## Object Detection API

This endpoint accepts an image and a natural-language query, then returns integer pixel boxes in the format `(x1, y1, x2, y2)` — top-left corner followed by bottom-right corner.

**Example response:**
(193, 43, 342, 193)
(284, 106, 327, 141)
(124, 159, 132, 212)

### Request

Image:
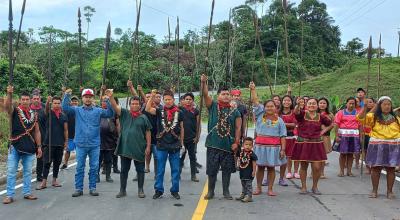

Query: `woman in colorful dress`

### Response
(357, 96, 400, 199)
(292, 98, 331, 195)
(317, 98, 334, 179)
(362, 97, 375, 175)
(250, 82, 287, 196)
(334, 97, 360, 177)
(280, 95, 299, 179)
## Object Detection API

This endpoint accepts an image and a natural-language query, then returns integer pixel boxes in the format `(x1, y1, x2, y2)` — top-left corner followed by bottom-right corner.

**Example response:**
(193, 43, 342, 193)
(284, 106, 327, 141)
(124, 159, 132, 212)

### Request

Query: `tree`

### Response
(84, 6, 96, 42)
(345, 38, 364, 57)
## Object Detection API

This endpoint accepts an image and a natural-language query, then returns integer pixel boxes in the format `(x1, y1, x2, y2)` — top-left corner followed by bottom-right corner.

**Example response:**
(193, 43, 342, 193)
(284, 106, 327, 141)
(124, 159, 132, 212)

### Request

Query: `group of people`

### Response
(2, 74, 400, 204)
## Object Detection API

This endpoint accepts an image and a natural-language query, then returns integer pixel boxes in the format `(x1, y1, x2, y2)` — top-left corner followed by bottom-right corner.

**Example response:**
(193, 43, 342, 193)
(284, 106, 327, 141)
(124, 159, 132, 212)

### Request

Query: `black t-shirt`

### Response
(156, 106, 183, 151)
(11, 107, 37, 154)
(44, 111, 68, 147)
(143, 110, 158, 145)
(236, 149, 257, 180)
(237, 103, 248, 119)
(66, 110, 75, 139)
(32, 104, 46, 143)
(180, 107, 199, 143)
(100, 117, 118, 150)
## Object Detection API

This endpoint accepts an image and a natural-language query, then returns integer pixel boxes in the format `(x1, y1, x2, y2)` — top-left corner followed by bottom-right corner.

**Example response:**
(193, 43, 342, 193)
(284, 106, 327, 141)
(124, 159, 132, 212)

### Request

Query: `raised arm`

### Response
(200, 74, 213, 108)
(137, 85, 147, 103)
(62, 89, 74, 114)
(5, 85, 14, 114)
(45, 96, 52, 115)
(249, 82, 259, 106)
(106, 89, 122, 116)
(100, 95, 114, 118)
(145, 91, 157, 115)
(127, 80, 138, 97)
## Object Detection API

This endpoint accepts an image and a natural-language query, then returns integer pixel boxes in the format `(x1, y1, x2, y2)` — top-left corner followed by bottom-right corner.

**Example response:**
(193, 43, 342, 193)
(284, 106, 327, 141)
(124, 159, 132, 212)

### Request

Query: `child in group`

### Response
(236, 137, 257, 203)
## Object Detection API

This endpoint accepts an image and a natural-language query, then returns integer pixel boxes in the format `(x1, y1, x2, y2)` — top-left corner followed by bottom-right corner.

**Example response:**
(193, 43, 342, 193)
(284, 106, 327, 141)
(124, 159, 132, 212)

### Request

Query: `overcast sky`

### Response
(0, 0, 399, 55)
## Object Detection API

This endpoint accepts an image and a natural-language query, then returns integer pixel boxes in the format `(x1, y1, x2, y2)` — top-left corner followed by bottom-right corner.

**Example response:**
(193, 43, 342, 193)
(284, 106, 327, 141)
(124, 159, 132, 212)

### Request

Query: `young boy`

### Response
(236, 137, 257, 203)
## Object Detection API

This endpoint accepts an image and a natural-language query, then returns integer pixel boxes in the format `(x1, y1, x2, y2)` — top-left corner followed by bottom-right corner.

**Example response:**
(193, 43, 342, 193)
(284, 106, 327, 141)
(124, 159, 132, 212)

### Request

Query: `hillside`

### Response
(243, 58, 400, 106)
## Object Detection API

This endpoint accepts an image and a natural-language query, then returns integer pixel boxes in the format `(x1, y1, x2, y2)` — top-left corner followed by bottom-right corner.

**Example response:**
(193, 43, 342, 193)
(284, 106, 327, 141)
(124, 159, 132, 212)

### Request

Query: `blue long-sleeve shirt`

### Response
(62, 94, 114, 148)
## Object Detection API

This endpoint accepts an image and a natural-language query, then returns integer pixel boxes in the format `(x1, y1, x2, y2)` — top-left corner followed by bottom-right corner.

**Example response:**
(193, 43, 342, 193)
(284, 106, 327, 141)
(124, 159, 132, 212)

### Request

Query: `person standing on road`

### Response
(250, 82, 287, 196)
(36, 96, 68, 190)
(291, 98, 332, 195)
(317, 97, 334, 179)
(97, 96, 119, 183)
(179, 92, 201, 182)
(333, 97, 361, 177)
(61, 96, 79, 170)
(108, 90, 152, 199)
(146, 90, 184, 200)
(30, 90, 46, 184)
(62, 88, 114, 197)
(200, 74, 242, 200)
(235, 137, 257, 203)
(3, 87, 43, 204)
(357, 96, 400, 199)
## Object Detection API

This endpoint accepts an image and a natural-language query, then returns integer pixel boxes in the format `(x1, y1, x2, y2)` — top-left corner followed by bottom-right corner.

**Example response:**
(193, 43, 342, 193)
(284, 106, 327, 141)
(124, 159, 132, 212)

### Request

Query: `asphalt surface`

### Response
(0, 126, 399, 220)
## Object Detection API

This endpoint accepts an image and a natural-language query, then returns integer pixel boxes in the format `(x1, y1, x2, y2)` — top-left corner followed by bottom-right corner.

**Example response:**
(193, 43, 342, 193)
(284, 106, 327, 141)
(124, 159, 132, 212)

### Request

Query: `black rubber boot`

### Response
(204, 175, 216, 200)
(116, 171, 128, 198)
(137, 172, 145, 198)
(105, 164, 114, 183)
(222, 172, 233, 200)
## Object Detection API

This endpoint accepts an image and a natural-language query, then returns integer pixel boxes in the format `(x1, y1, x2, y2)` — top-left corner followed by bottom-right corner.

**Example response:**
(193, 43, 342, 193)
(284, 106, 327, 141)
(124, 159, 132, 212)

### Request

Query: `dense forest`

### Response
(0, 0, 384, 96)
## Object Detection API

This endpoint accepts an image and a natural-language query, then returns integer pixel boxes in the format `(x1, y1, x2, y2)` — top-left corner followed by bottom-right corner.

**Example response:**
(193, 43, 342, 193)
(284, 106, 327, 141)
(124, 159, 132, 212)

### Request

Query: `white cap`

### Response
(378, 96, 391, 103)
(81, 89, 94, 97)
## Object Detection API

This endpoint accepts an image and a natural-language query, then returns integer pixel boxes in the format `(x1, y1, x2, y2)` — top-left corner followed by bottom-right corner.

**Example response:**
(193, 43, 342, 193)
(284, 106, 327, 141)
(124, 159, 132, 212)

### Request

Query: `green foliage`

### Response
(0, 60, 47, 95)
(0, 112, 9, 156)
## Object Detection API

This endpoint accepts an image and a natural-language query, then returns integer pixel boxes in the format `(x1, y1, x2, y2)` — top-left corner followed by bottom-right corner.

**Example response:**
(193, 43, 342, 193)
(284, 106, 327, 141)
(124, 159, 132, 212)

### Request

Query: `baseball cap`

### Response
(81, 89, 94, 97)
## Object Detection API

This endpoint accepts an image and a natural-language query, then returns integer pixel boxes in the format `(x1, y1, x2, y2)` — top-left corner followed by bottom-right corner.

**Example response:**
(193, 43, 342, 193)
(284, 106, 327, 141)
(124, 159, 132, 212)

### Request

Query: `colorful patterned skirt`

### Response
(366, 138, 400, 167)
(291, 137, 327, 162)
(337, 129, 361, 154)
(254, 135, 287, 167)
(285, 136, 297, 158)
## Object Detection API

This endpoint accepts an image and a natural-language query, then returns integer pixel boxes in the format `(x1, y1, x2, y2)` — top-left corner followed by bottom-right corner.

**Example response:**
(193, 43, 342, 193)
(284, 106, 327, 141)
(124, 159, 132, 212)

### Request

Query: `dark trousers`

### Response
(36, 157, 43, 181)
(112, 154, 119, 169)
(42, 146, 64, 179)
(120, 156, 145, 192)
(180, 141, 198, 175)
(241, 179, 253, 197)
(98, 150, 113, 173)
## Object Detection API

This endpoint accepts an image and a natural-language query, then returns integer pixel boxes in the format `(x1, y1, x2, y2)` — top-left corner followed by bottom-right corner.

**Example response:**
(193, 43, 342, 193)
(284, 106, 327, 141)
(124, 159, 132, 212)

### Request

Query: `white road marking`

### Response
(0, 162, 77, 196)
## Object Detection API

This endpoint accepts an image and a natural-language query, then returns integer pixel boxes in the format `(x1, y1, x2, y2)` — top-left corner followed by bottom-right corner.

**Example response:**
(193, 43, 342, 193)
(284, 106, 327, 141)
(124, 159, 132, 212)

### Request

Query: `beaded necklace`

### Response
(239, 150, 253, 169)
(9, 107, 37, 142)
(160, 109, 179, 132)
(216, 105, 233, 138)
(378, 114, 397, 125)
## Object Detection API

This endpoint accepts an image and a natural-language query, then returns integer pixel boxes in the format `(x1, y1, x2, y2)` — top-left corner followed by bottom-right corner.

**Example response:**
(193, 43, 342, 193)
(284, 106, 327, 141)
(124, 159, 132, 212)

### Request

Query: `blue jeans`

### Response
(154, 149, 180, 193)
(151, 144, 158, 160)
(75, 146, 100, 191)
(6, 147, 35, 197)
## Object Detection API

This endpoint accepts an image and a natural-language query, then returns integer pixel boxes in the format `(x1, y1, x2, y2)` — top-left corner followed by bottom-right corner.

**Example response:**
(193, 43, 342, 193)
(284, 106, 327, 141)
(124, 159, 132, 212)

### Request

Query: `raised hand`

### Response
(200, 74, 208, 83)
(249, 81, 256, 90)
(127, 80, 133, 88)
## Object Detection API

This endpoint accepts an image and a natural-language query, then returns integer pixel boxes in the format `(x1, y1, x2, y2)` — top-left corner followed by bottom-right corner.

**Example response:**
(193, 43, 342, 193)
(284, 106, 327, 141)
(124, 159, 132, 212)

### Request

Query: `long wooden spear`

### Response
(176, 17, 181, 98)
(7, 0, 14, 149)
(101, 22, 111, 97)
(299, 17, 304, 96)
(197, 0, 215, 140)
(282, 0, 291, 89)
(360, 36, 373, 177)
(168, 17, 172, 78)
(63, 35, 68, 90)
(78, 8, 83, 87)
(253, 12, 273, 97)
(126, 0, 142, 108)
(377, 34, 382, 98)
(225, 8, 232, 89)
(47, 31, 53, 162)
(11, 0, 26, 73)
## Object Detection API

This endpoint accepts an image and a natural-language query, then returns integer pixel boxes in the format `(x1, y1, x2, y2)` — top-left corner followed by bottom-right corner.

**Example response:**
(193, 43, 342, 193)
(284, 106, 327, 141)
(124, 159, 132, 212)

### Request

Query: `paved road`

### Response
(0, 127, 400, 220)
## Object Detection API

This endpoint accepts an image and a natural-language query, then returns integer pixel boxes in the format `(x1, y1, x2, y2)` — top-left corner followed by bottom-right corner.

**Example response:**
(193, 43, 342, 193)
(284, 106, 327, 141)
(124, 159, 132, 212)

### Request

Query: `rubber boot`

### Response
(222, 172, 233, 200)
(137, 172, 145, 198)
(116, 171, 127, 198)
(204, 175, 216, 200)
(105, 163, 114, 183)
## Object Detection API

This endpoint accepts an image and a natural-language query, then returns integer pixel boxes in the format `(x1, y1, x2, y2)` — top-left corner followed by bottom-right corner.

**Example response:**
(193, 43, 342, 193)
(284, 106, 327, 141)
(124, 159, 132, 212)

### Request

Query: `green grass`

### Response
(240, 58, 400, 106)
(0, 112, 9, 157)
